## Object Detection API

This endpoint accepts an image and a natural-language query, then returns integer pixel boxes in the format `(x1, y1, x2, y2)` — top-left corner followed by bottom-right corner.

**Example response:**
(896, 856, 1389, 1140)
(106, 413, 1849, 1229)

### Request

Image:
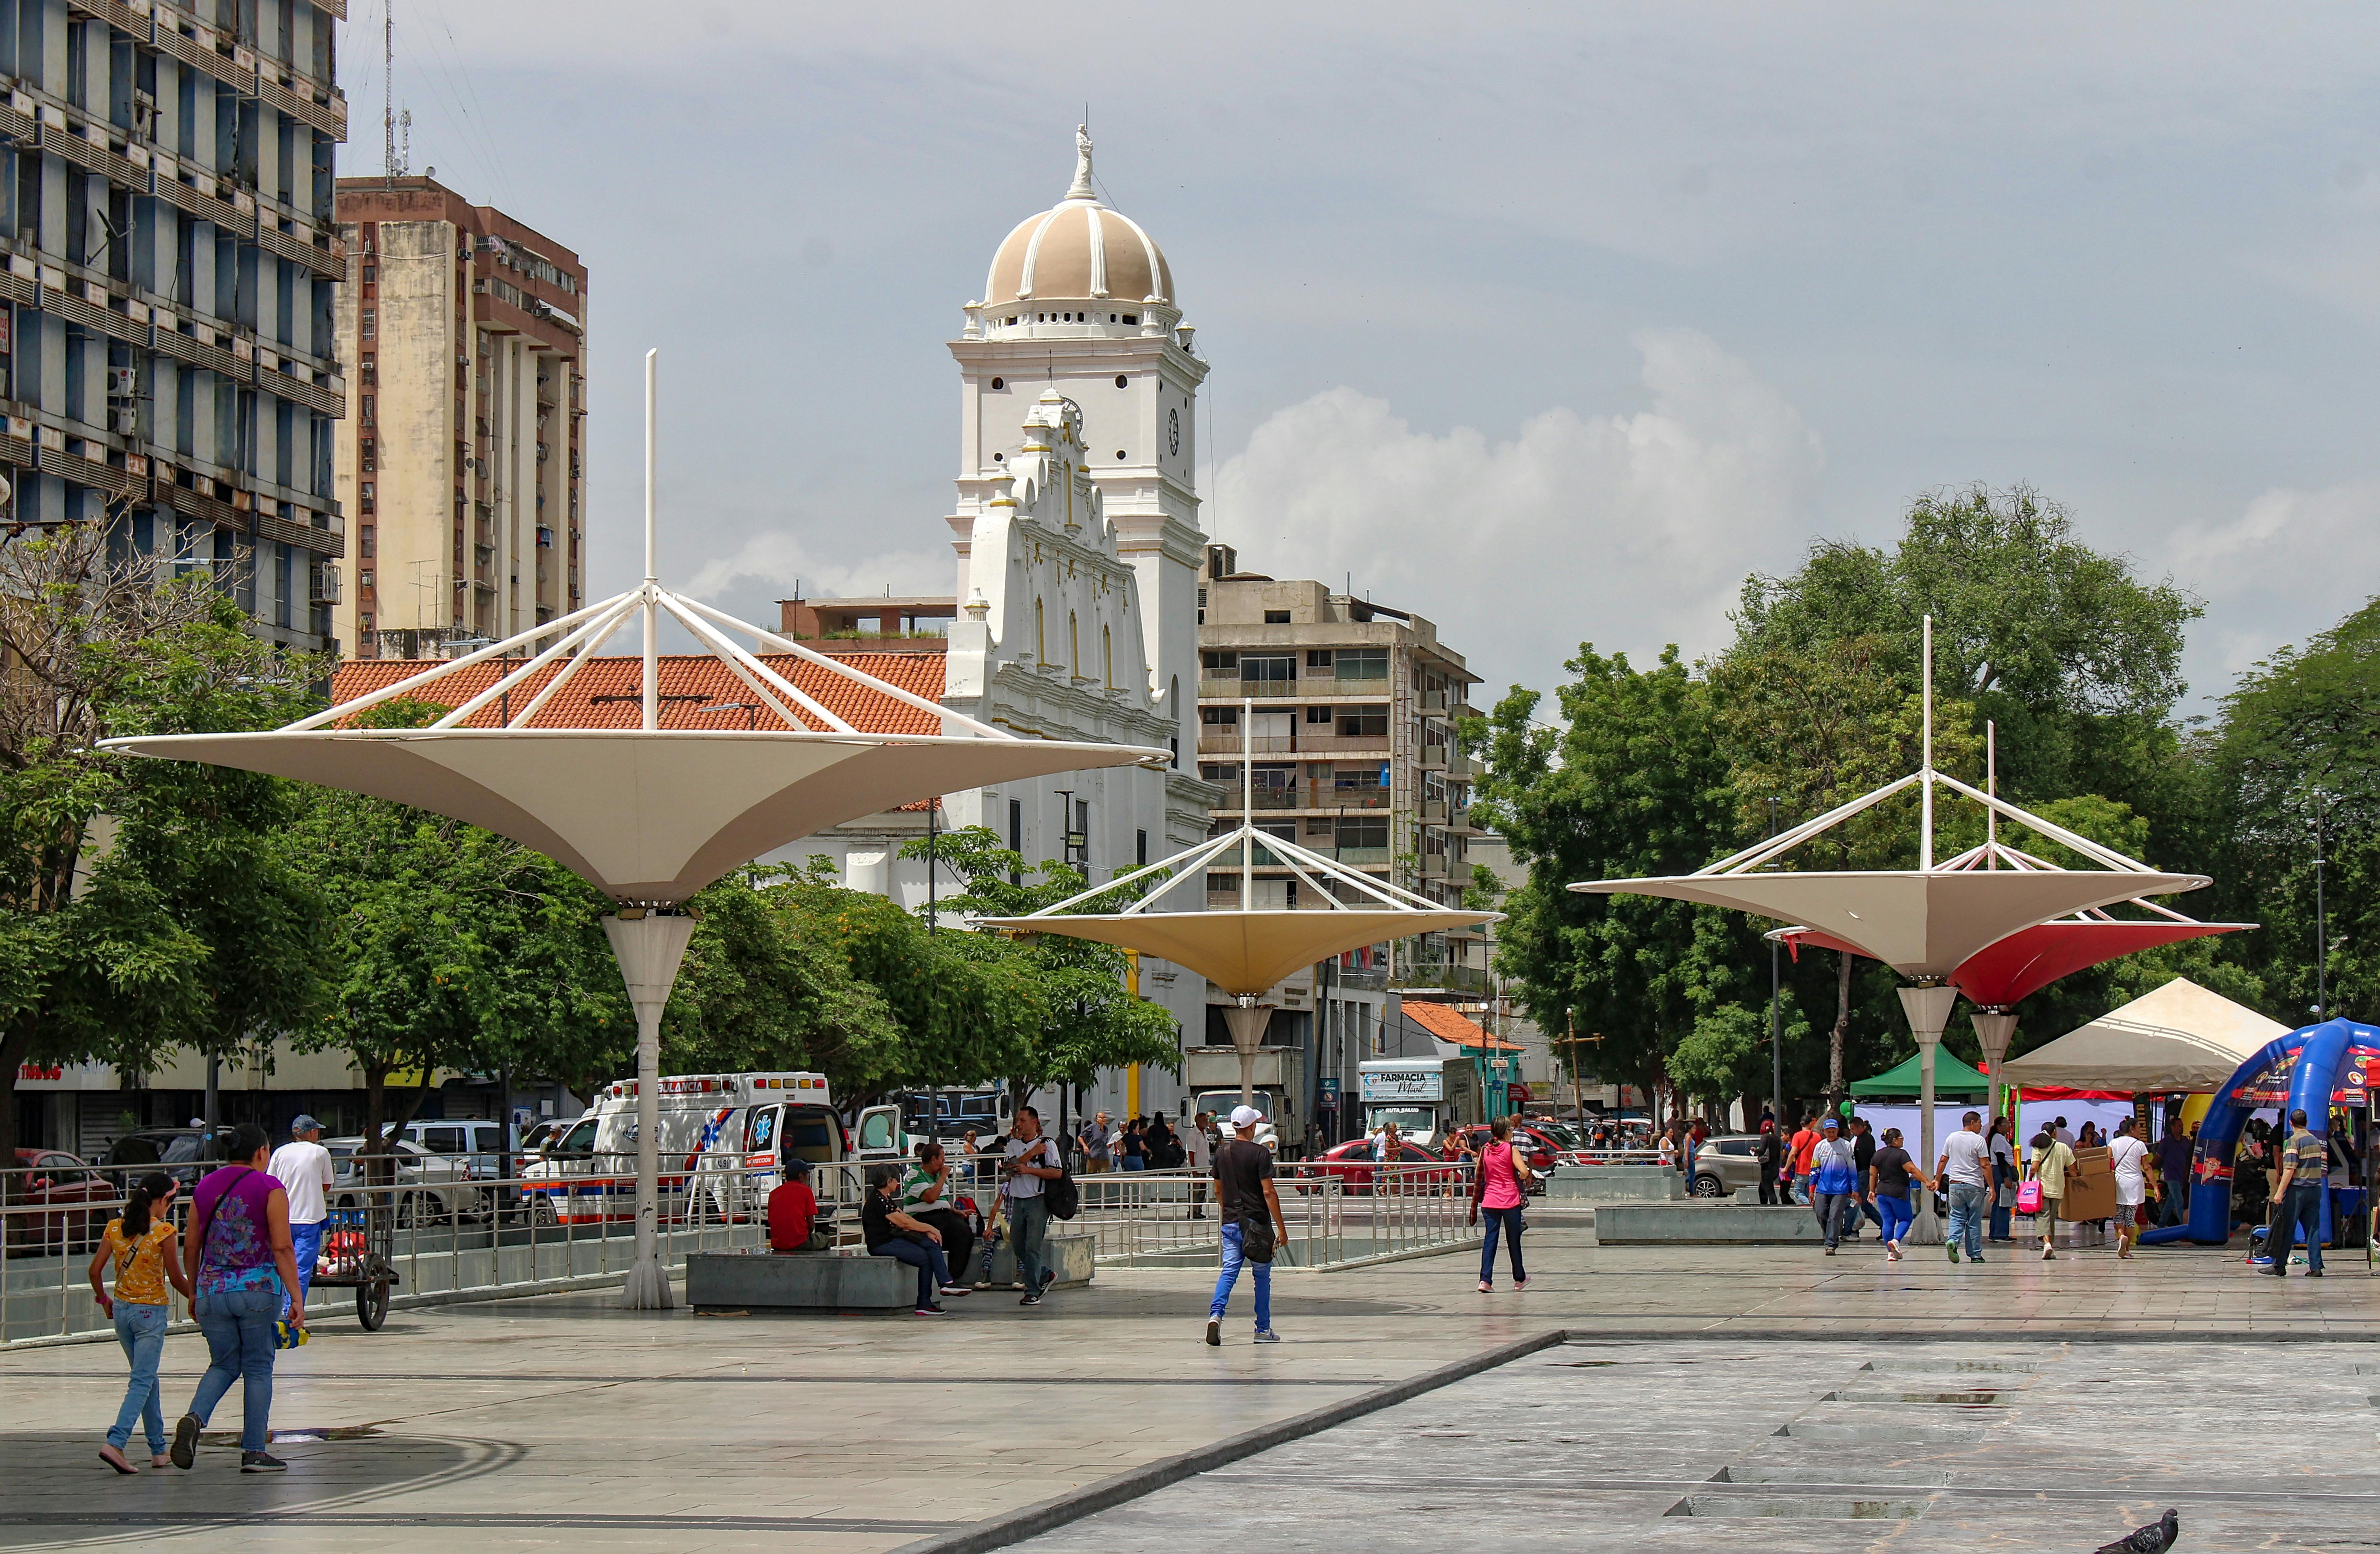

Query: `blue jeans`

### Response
(1991, 1196, 2013, 1241)
(1947, 1182, 1988, 1260)
(1120, 1158, 1145, 1172)
(1479, 1204, 1525, 1285)
(108, 1302, 170, 1453)
(1211, 1220, 1272, 1330)
(190, 1284, 282, 1452)
(1007, 1194, 1050, 1292)
(1876, 1193, 1914, 1246)
(871, 1235, 954, 1307)
(286, 1220, 326, 1317)
(1813, 1191, 1853, 1247)
(2272, 1183, 2324, 1274)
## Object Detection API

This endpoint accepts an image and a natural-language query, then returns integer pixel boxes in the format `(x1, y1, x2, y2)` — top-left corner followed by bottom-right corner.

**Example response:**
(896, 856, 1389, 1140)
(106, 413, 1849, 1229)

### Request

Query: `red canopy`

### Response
(1778, 918, 2248, 1007)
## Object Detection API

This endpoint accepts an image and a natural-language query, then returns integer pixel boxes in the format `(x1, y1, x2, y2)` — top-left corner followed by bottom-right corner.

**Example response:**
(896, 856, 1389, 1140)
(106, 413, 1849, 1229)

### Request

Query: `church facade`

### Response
(764, 130, 1221, 1124)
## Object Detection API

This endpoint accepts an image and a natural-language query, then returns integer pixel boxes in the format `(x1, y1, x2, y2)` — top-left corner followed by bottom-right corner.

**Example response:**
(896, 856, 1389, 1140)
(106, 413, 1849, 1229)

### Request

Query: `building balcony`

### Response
(1419, 851, 1451, 878)
(1420, 743, 1448, 769)
(1420, 797, 1446, 823)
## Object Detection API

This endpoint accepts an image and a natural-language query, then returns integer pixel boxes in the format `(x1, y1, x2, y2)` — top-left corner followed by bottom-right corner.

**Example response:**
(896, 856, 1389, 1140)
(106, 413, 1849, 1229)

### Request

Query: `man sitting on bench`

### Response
(768, 1158, 822, 1253)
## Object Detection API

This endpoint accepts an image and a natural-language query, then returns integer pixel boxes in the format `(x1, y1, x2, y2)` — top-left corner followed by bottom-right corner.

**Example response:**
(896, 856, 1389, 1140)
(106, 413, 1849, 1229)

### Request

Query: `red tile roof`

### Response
(331, 652, 950, 735)
(1402, 1000, 1523, 1052)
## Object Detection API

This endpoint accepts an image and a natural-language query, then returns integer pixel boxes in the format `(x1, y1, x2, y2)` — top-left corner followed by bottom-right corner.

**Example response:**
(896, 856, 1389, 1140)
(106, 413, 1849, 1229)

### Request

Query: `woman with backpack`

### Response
(1468, 1117, 1533, 1292)
(87, 1171, 192, 1473)
(171, 1123, 305, 1473)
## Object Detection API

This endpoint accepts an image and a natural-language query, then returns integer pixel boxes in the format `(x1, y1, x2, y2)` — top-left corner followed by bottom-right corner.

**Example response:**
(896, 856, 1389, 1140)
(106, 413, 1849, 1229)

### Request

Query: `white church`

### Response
(763, 129, 1224, 1123)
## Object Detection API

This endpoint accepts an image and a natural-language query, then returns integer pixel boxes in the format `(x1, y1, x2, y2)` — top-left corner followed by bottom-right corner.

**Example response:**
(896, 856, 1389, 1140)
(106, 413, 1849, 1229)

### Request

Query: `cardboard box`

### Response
(2061, 1145, 2116, 1221)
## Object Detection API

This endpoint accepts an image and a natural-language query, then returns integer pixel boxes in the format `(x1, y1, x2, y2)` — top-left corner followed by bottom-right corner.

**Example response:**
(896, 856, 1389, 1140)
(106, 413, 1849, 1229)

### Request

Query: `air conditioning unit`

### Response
(106, 366, 139, 398)
(110, 407, 137, 435)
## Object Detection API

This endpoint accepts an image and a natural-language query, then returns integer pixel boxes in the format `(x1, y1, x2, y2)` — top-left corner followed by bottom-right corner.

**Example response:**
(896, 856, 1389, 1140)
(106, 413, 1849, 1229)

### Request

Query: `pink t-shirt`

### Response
(1480, 1142, 1524, 1210)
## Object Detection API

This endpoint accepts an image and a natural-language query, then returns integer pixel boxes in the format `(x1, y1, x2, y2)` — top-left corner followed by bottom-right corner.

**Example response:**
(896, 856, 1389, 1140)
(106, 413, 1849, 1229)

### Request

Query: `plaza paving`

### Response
(1, 1224, 2374, 1554)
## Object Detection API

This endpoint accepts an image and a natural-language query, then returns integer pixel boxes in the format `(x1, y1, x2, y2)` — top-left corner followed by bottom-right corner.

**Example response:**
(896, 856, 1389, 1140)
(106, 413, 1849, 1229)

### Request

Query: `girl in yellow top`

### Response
(85, 1172, 193, 1474)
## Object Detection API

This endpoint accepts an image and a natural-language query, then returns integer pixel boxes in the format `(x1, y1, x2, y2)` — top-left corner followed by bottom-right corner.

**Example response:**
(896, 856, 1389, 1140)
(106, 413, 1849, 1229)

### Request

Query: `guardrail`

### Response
(2, 1150, 1481, 1347)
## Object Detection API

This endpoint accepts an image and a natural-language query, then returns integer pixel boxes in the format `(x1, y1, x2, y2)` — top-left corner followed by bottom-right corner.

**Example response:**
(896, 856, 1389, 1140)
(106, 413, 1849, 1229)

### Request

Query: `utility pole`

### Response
(926, 797, 939, 935)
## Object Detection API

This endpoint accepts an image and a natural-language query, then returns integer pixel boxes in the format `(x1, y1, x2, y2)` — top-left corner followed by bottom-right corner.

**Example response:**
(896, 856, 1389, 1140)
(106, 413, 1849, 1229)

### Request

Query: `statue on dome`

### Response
(1068, 124, 1096, 201)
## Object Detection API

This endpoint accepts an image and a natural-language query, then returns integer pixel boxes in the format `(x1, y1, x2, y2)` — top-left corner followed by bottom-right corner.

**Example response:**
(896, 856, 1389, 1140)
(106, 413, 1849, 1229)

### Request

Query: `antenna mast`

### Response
(382, 2, 396, 181)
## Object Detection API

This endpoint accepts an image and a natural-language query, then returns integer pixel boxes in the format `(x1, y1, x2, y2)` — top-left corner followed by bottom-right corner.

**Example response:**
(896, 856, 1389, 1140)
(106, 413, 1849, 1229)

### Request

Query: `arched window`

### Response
(1102, 624, 1113, 688)
(1034, 598, 1045, 665)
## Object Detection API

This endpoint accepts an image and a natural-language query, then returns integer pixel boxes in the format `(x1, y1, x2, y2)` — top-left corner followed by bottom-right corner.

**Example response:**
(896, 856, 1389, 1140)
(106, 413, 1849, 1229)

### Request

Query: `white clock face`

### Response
(1168, 407, 1181, 457)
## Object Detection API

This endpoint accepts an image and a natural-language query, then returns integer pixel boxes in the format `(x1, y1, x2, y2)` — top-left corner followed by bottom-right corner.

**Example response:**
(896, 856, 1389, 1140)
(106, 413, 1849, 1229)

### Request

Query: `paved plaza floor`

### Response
(2, 1225, 2374, 1554)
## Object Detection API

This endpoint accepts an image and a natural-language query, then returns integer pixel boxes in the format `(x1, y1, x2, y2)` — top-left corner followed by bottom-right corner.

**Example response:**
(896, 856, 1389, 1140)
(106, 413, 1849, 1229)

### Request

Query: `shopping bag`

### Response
(2015, 1180, 2044, 1215)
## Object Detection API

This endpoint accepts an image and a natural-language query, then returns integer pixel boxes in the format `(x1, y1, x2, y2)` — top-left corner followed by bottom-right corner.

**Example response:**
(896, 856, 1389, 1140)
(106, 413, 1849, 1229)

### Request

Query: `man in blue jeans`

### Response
(1001, 1107, 1064, 1306)
(266, 1116, 334, 1319)
(1207, 1105, 1290, 1346)
(1937, 1110, 1992, 1264)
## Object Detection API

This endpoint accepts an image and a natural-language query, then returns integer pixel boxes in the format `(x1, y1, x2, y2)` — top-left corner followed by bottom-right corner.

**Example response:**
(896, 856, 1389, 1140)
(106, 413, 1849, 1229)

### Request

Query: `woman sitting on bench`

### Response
(864, 1164, 969, 1316)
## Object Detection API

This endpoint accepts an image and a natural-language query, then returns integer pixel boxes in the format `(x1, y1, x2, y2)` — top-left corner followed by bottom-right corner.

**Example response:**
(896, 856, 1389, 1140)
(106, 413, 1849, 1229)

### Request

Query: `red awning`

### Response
(1779, 918, 2249, 1007)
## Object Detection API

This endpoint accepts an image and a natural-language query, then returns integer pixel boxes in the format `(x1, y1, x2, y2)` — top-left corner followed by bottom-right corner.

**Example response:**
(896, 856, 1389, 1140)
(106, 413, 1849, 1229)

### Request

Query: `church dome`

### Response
(980, 128, 1174, 311)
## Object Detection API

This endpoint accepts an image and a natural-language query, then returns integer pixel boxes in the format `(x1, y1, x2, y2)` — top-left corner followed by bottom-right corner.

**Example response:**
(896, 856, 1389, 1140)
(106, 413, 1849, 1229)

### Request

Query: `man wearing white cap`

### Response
(268, 1115, 335, 1316)
(1206, 1105, 1290, 1346)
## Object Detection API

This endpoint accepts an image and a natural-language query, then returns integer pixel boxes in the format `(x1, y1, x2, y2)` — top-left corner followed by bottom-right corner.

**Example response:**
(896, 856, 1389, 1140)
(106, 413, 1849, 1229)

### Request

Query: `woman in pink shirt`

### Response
(1468, 1117, 1533, 1292)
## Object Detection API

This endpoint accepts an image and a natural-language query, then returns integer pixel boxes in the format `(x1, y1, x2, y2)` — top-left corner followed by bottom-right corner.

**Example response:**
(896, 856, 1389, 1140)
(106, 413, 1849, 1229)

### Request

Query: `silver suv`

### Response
(1687, 1134, 1767, 1198)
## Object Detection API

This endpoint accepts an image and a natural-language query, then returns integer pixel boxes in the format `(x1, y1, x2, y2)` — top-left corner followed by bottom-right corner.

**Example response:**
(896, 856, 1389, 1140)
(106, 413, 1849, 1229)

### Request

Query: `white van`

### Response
(524, 1072, 892, 1228)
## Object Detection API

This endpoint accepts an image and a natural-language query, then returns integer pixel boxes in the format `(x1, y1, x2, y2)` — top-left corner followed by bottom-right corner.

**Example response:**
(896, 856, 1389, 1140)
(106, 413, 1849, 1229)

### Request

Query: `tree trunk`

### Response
(0, 1026, 30, 1199)
(363, 1063, 390, 1189)
(1829, 951, 1852, 1116)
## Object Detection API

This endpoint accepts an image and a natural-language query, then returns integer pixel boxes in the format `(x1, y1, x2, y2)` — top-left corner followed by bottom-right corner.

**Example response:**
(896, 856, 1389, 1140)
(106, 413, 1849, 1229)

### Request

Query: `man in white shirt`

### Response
(1000, 1107, 1064, 1306)
(2105, 1116, 2151, 1259)
(1935, 1111, 1992, 1266)
(268, 1115, 336, 1317)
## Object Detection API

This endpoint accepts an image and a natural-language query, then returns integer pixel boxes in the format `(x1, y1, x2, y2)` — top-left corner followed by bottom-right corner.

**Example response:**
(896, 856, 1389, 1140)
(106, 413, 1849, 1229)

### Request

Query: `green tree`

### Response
(0, 524, 332, 1164)
(1464, 647, 1761, 1125)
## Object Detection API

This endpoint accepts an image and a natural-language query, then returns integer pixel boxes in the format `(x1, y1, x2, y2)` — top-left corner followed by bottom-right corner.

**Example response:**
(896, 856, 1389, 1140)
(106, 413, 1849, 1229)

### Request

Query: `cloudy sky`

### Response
(352, 2, 2380, 712)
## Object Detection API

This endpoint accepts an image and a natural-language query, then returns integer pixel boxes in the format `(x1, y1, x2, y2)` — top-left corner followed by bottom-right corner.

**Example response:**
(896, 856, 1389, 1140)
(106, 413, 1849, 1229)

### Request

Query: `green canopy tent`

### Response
(1850, 1050, 1989, 1099)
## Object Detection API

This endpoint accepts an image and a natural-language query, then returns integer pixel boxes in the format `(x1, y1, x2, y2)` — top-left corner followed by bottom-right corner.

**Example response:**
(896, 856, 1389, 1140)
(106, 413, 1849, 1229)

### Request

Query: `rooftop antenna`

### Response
(382, 0, 397, 182)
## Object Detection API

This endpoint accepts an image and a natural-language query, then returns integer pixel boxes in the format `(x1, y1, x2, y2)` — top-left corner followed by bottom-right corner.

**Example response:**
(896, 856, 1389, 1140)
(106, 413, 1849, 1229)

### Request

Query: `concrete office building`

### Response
(332, 175, 585, 658)
(0, 0, 350, 648)
(1195, 548, 1488, 1140)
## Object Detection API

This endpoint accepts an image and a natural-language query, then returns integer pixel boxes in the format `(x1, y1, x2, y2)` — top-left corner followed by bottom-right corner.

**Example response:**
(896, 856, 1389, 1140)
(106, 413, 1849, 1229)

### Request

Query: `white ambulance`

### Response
(524, 1071, 898, 1228)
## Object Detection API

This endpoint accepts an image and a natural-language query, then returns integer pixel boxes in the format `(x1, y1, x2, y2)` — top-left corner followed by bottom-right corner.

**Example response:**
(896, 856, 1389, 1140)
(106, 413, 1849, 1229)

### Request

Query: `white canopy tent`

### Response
(103, 352, 1163, 1308)
(2002, 977, 2286, 1094)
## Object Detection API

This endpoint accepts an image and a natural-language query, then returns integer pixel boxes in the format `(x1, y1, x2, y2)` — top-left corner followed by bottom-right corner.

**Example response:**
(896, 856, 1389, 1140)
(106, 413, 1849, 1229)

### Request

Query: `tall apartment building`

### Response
(332, 176, 584, 658)
(0, 0, 349, 647)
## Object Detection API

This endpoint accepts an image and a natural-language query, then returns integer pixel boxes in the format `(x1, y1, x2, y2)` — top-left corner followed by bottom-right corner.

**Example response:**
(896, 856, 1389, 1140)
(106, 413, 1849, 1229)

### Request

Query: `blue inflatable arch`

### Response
(2141, 1016, 2380, 1247)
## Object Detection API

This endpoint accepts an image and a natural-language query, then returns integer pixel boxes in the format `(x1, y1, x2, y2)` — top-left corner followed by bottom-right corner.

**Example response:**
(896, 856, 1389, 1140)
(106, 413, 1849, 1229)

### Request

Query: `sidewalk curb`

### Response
(881, 1327, 1570, 1554)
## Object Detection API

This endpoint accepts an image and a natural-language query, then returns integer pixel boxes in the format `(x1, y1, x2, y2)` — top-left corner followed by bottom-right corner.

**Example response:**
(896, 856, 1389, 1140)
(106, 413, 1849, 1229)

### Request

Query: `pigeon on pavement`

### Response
(2093, 1508, 2179, 1554)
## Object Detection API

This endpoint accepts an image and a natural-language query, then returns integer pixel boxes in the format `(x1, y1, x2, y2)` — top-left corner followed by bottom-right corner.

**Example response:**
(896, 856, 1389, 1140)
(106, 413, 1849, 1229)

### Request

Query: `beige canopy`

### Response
(980, 907, 1492, 998)
(1569, 869, 2207, 979)
(106, 727, 1157, 903)
(2000, 976, 2286, 1093)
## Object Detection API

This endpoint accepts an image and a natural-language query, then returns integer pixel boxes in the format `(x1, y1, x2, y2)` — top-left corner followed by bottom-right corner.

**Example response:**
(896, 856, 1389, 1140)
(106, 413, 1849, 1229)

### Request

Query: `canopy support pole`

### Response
(1972, 1010, 2019, 1135)
(642, 350, 659, 733)
(1223, 1000, 1271, 1108)
(605, 911, 698, 1311)
(1899, 983, 1961, 1245)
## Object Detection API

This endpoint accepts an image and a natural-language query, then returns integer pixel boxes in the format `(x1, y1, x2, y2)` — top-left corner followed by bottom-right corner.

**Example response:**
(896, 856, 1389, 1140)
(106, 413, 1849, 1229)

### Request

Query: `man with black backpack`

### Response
(1001, 1107, 1065, 1306)
(1206, 1105, 1289, 1347)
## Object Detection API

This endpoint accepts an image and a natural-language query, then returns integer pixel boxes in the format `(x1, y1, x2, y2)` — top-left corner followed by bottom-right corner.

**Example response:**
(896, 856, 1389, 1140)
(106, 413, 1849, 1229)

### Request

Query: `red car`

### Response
(1307, 1139, 1461, 1195)
(1445, 1125, 1559, 1192)
(8, 1149, 118, 1255)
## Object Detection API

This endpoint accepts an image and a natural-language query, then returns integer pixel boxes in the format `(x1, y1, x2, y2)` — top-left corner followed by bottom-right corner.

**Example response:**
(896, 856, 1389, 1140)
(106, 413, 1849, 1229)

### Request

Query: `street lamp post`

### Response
(1766, 796, 1783, 1128)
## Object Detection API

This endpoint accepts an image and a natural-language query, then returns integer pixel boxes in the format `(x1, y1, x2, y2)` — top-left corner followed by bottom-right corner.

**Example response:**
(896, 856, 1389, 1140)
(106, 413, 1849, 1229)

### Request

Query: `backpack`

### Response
(1040, 1140, 1080, 1221)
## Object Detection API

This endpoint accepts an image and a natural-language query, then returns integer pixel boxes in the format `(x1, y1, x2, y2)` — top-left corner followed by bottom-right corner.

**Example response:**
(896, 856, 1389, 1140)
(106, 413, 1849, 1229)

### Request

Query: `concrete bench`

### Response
(1545, 1165, 1686, 1203)
(1594, 1203, 1829, 1245)
(986, 1231, 1097, 1290)
(687, 1250, 916, 1312)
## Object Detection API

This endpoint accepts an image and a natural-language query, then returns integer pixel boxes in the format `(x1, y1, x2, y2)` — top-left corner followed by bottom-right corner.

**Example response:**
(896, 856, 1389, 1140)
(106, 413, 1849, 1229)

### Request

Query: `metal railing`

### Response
(3, 1150, 1482, 1346)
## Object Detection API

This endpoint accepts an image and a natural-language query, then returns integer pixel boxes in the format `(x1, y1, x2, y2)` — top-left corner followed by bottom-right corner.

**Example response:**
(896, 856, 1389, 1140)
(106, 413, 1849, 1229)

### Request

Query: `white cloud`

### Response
(682, 528, 949, 607)
(2172, 479, 2380, 687)
(1209, 329, 1823, 693)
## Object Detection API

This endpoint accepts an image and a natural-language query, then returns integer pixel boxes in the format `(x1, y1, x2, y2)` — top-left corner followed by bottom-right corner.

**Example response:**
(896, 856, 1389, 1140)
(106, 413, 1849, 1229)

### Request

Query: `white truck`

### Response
(1357, 1057, 1484, 1150)
(1185, 1045, 1306, 1153)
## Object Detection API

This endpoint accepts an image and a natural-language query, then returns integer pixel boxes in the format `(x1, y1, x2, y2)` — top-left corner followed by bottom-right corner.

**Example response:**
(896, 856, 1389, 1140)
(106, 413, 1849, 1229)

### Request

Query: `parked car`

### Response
(1687, 1134, 1765, 1198)
(1444, 1124, 1562, 1192)
(324, 1136, 486, 1226)
(400, 1119, 510, 1180)
(6, 1149, 117, 1254)
(1308, 1139, 1461, 1195)
(95, 1128, 220, 1188)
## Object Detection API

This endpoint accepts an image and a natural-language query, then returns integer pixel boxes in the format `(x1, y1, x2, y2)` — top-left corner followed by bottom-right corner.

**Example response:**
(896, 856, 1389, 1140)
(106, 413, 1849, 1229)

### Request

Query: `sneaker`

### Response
(1947, 1244, 1960, 1263)
(939, 1284, 973, 1297)
(1253, 1328, 1281, 1343)
(170, 1414, 200, 1471)
(1038, 1269, 1056, 1293)
(1020, 1290, 1044, 1307)
(1205, 1318, 1221, 1347)
(1514, 1278, 1530, 1290)
(2309, 1268, 2326, 1278)
(1009, 1281, 1028, 1291)
(239, 1451, 288, 1473)
(1478, 1281, 1493, 1292)
(1824, 1245, 1836, 1255)
(914, 1304, 949, 1316)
